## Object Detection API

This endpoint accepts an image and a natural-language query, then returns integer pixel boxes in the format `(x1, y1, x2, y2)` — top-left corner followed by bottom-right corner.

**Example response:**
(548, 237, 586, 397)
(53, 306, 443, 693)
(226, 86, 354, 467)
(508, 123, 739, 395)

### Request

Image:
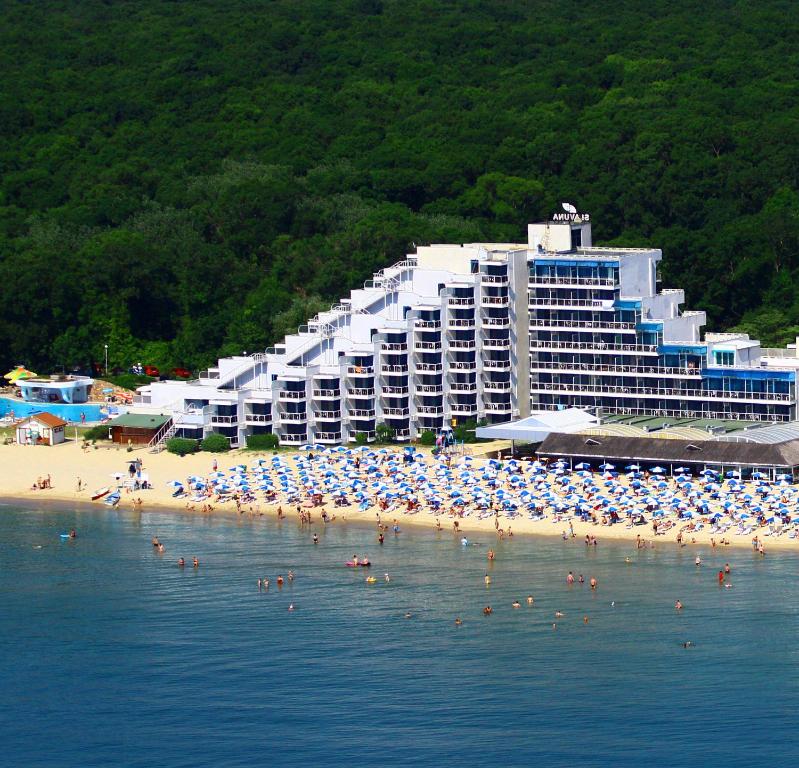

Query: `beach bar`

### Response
(15, 413, 67, 446)
(109, 414, 171, 446)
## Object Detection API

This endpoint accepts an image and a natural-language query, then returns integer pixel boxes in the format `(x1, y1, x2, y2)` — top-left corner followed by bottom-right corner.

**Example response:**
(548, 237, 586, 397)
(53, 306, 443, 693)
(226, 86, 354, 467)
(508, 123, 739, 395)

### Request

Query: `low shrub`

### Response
(83, 424, 111, 441)
(166, 437, 199, 456)
(354, 432, 368, 446)
(418, 430, 436, 446)
(246, 433, 279, 450)
(201, 432, 231, 452)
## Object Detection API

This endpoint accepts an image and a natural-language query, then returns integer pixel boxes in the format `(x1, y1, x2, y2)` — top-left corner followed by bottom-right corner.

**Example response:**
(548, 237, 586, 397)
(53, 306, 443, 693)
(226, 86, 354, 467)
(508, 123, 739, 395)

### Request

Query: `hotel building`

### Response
(137, 211, 799, 447)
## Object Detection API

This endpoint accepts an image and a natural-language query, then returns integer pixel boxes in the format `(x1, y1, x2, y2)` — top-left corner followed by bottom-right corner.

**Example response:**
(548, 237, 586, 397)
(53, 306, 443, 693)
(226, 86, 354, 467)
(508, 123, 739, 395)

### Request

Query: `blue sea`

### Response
(1, 503, 798, 767)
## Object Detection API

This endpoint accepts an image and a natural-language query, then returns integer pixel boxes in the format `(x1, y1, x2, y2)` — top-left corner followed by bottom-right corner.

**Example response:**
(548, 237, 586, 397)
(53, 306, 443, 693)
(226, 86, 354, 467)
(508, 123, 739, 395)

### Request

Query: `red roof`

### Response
(20, 412, 68, 428)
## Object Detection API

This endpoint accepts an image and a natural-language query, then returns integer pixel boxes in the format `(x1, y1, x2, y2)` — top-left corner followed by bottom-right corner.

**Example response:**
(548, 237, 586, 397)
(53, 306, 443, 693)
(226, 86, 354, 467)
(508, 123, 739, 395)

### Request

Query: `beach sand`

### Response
(1, 440, 796, 553)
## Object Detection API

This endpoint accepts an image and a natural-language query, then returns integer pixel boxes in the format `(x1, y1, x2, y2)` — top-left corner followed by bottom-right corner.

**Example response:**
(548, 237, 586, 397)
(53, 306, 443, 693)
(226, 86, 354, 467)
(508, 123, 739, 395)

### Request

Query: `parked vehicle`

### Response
(171, 367, 192, 379)
(143, 365, 160, 377)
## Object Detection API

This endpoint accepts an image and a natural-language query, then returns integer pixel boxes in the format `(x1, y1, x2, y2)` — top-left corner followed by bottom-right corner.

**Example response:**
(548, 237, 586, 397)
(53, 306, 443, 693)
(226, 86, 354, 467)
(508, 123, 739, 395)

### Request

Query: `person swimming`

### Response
(483, 606, 493, 615)
(313, 533, 319, 544)
(288, 604, 295, 611)
(178, 557, 185, 568)
(555, 611, 564, 618)
(512, 600, 521, 608)
(277, 575, 284, 587)
(484, 573, 491, 586)
(378, 533, 384, 544)
(288, 570, 294, 581)
(193, 557, 199, 568)
(589, 577, 597, 590)
(675, 599, 683, 610)
(384, 573, 390, 582)
(455, 617, 463, 626)
(566, 571, 574, 585)
(526, 595, 534, 605)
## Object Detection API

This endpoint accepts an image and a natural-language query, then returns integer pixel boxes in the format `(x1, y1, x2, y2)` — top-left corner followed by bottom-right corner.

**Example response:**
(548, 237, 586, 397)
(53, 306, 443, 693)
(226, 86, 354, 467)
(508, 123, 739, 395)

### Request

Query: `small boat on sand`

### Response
(91, 487, 109, 501)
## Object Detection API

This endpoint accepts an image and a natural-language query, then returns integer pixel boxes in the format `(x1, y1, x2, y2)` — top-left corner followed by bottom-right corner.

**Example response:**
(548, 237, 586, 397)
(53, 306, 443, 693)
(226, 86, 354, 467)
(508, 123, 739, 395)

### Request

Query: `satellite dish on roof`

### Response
(562, 202, 577, 214)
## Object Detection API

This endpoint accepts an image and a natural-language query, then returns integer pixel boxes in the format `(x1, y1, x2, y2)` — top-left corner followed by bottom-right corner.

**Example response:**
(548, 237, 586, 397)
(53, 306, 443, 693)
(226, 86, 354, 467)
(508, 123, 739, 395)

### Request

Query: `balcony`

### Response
(312, 389, 341, 398)
(481, 295, 509, 307)
(416, 384, 443, 394)
(380, 342, 408, 352)
(529, 319, 635, 332)
(530, 382, 793, 402)
(348, 430, 375, 442)
(414, 319, 441, 329)
(280, 434, 306, 445)
(381, 364, 408, 374)
(482, 317, 510, 328)
(485, 402, 512, 412)
(280, 412, 308, 422)
(481, 274, 508, 285)
(450, 404, 478, 416)
(528, 297, 613, 310)
(417, 405, 444, 415)
(483, 381, 512, 392)
(482, 338, 510, 350)
(382, 385, 409, 395)
(528, 339, 659, 354)
(449, 382, 477, 393)
(210, 414, 237, 425)
(448, 318, 475, 329)
(349, 409, 376, 418)
(450, 361, 477, 371)
(279, 390, 306, 400)
(416, 363, 443, 373)
(448, 340, 476, 350)
(528, 362, 700, 377)
(394, 428, 412, 439)
(382, 407, 410, 417)
(528, 276, 616, 288)
(313, 411, 341, 420)
(448, 296, 475, 307)
(414, 341, 442, 352)
(347, 365, 374, 376)
(315, 432, 342, 443)
(483, 360, 511, 371)
(348, 387, 375, 398)
(244, 413, 272, 424)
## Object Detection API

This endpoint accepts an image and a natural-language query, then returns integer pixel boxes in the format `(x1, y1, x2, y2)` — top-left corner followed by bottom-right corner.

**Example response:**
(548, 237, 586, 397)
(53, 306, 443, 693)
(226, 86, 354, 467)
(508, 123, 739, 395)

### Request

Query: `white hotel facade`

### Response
(137, 214, 799, 447)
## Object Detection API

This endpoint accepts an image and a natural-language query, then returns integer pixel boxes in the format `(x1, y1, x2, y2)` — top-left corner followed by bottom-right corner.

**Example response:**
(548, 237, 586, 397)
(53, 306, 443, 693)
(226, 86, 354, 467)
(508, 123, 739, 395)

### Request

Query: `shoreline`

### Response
(2, 442, 798, 554)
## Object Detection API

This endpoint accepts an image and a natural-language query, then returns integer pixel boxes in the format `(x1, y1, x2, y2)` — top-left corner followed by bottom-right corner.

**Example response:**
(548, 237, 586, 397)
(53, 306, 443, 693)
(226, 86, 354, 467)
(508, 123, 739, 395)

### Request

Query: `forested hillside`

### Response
(2, 0, 799, 373)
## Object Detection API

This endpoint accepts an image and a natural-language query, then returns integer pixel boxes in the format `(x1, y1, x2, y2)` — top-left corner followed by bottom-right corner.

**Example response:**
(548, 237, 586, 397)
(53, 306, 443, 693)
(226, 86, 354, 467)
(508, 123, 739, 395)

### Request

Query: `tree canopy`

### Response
(2, 0, 799, 373)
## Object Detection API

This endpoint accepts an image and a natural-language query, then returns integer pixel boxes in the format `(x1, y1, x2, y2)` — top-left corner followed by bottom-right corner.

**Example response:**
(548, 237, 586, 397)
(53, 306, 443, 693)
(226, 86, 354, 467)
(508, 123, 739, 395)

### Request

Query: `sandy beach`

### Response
(3, 439, 798, 554)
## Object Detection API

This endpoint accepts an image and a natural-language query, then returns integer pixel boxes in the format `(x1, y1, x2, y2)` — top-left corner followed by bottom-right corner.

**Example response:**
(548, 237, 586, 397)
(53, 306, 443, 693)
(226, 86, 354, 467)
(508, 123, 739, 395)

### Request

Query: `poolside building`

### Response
(136, 208, 799, 448)
(15, 413, 67, 446)
(14, 375, 94, 405)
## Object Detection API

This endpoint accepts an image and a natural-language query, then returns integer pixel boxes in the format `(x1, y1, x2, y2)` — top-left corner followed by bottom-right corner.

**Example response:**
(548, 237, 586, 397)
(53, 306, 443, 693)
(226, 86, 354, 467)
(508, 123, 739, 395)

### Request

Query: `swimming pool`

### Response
(0, 397, 123, 423)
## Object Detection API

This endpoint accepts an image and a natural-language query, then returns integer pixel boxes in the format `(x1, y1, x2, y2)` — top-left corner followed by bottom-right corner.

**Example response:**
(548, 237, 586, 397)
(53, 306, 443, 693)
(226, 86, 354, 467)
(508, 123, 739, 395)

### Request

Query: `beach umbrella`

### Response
(575, 462, 591, 470)
(166, 480, 184, 487)
(674, 467, 690, 474)
(599, 463, 615, 470)
(4, 366, 37, 381)
(650, 466, 666, 475)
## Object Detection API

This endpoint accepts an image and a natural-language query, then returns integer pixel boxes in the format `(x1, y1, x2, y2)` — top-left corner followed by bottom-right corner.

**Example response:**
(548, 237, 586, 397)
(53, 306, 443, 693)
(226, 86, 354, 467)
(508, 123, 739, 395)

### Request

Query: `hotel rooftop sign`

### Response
(552, 202, 590, 223)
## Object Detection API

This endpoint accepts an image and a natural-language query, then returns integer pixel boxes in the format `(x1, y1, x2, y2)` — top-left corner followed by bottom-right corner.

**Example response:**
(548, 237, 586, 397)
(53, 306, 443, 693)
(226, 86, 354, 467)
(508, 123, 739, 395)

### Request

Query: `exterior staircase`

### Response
(148, 418, 176, 453)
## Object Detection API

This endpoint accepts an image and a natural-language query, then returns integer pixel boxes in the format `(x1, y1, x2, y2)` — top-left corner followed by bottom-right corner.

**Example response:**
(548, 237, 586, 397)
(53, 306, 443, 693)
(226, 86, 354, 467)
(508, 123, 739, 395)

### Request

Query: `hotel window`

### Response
(713, 351, 734, 366)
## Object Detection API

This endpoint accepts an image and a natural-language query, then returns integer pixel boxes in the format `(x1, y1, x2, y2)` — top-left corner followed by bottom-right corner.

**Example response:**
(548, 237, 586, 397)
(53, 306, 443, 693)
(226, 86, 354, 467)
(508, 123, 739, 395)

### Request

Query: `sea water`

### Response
(1, 503, 797, 767)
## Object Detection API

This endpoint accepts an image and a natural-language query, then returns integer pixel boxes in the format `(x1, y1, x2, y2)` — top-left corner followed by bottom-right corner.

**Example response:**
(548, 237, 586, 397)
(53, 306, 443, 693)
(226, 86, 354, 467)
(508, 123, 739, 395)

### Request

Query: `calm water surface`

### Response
(1, 503, 798, 767)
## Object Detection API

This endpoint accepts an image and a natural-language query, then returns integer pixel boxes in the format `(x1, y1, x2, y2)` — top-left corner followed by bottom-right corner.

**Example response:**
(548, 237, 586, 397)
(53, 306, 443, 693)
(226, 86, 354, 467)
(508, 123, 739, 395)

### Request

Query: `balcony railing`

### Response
(450, 361, 477, 370)
(531, 383, 793, 401)
(482, 317, 510, 327)
(244, 413, 271, 423)
(416, 384, 443, 394)
(347, 366, 374, 375)
(280, 434, 306, 444)
(528, 298, 612, 309)
(315, 432, 342, 442)
(449, 382, 477, 392)
(415, 319, 441, 329)
(483, 382, 512, 392)
(395, 428, 412, 438)
(448, 319, 475, 328)
(483, 360, 511, 370)
(529, 319, 635, 331)
(383, 407, 410, 417)
(481, 274, 508, 284)
(313, 389, 341, 398)
(448, 297, 475, 306)
(382, 385, 409, 395)
(481, 296, 509, 306)
(416, 363, 443, 372)
(313, 411, 341, 420)
(349, 430, 376, 441)
(279, 390, 306, 400)
(528, 276, 616, 288)
(417, 405, 444, 415)
(280, 412, 308, 421)
(483, 339, 510, 349)
(348, 388, 375, 397)
(529, 340, 659, 354)
(381, 365, 408, 374)
(450, 404, 478, 414)
(448, 340, 476, 350)
(349, 409, 376, 418)
(210, 414, 237, 424)
(380, 343, 408, 352)
(485, 402, 512, 411)
(528, 362, 699, 376)
(414, 341, 442, 351)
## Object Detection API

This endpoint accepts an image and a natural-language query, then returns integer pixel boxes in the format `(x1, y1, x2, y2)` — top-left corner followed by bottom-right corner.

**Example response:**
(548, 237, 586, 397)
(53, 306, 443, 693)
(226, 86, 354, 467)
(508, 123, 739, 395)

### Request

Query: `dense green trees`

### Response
(2, 0, 799, 374)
